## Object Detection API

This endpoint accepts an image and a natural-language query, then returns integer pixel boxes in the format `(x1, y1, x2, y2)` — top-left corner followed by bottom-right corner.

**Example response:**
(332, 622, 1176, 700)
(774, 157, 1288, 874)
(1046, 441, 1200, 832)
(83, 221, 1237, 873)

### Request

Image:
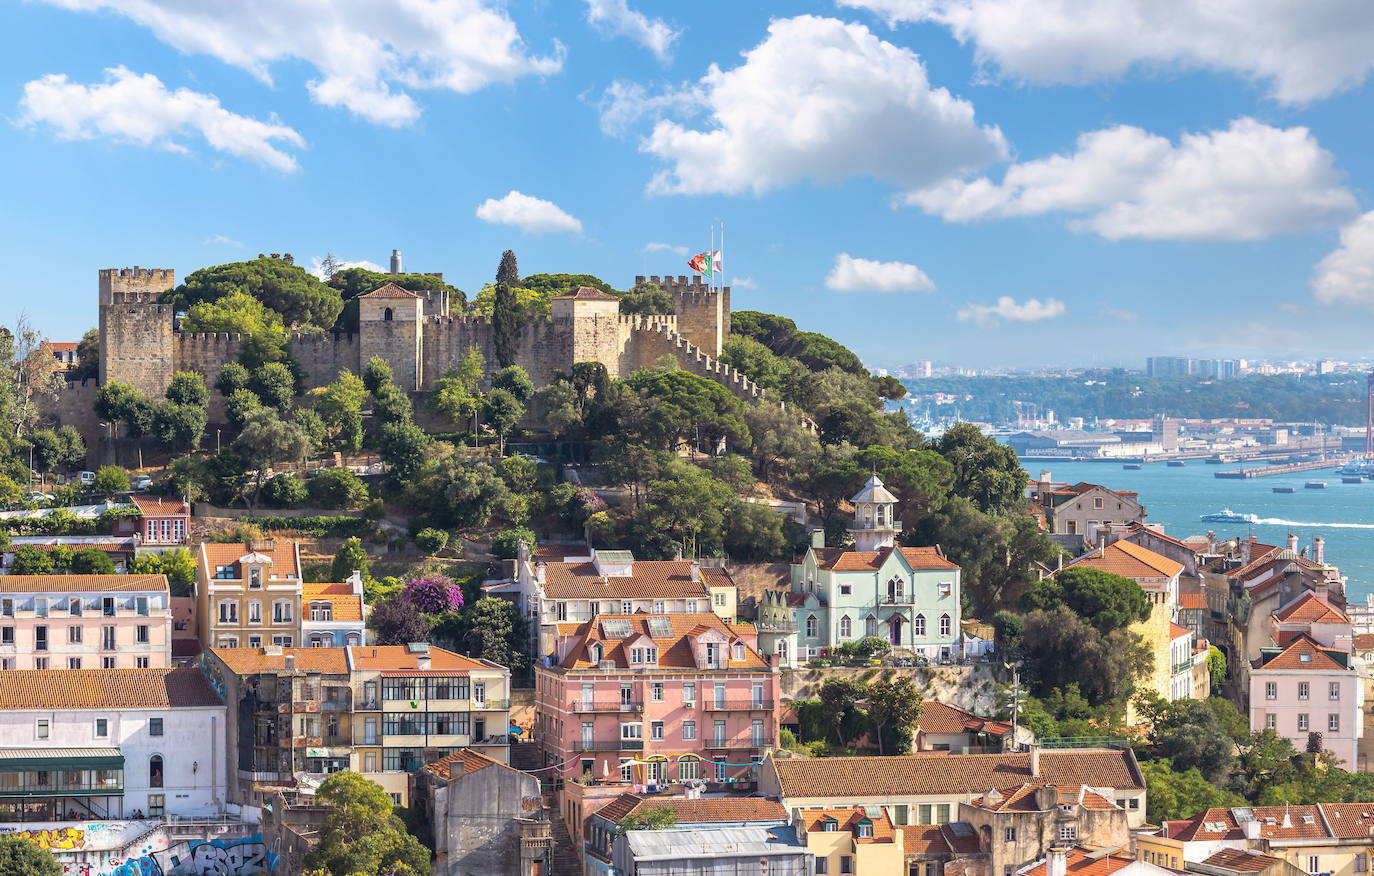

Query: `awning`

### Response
(0, 749, 124, 771)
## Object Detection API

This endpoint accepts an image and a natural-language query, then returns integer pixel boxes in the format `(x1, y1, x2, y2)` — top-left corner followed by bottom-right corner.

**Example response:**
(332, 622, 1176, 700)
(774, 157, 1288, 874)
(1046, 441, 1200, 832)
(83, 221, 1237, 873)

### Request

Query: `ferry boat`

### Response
(1306, 481, 1328, 489)
(1273, 486, 1296, 493)
(1200, 509, 1258, 524)
(1167, 460, 1186, 467)
(1339, 458, 1374, 477)
(1123, 463, 1142, 470)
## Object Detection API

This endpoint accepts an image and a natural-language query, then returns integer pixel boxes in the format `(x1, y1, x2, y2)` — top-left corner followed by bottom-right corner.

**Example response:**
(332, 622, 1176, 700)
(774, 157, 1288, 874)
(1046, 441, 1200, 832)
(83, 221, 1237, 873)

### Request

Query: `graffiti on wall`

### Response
(15, 826, 87, 850)
(52, 832, 276, 876)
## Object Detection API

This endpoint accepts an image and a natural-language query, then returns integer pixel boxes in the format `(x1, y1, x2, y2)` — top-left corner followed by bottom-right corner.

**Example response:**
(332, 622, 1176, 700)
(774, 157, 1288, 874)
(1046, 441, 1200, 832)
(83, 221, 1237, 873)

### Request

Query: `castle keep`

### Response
(94, 267, 758, 415)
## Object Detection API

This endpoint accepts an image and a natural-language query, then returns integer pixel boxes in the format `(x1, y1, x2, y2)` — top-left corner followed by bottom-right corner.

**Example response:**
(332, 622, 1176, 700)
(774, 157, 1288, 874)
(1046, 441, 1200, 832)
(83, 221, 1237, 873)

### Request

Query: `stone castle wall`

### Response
(289, 332, 360, 388)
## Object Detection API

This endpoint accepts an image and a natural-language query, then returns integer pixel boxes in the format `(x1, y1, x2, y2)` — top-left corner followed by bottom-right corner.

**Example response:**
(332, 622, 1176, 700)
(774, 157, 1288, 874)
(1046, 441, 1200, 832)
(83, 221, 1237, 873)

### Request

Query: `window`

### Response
(839, 583, 852, 596)
(136, 597, 148, 617)
(939, 614, 951, 637)
(1265, 681, 1277, 700)
(621, 601, 633, 614)
(68, 657, 82, 669)
(653, 601, 665, 613)
(806, 615, 818, 638)
(1266, 714, 1276, 730)
(1004, 827, 1017, 842)
(917, 804, 951, 825)
(68, 625, 83, 644)
(310, 601, 333, 621)
(249, 567, 262, 589)
(1299, 681, 1310, 700)
(865, 616, 878, 637)
(149, 718, 163, 737)
(1308, 857, 1320, 875)
(683, 683, 696, 704)
(136, 656, 149, 668)
(102, 597, 115, 617)
(816, 860, 829, 875)
(1330, 682, 1341, 701)
(678, 759, 698, 781)
(1059, 825, 1078, 841)
(630, 647, 658, 665)
(36, 719, 49, 739)
(218, 601, 238, 624)
(713, 592, 726, 606)
(620, 723, 642, 741)
(1298, 714, 1310, 732)
(102, 626, 116, 650)
(382, 307, 394, 321)
(651, 683, 663, 702)
(102, 657, 115, 669)
(651, 721, 664, 740)
(1354, 853, 1367, 873)
(69, 598, 82, 617)
(915, 615, 926, 637)
(0, 599, 10, 618)
(1330, 714, 1341, 732)
(33, 598, 46, 618)
(248, 601, 261, 624)
(938, 580, 953, 597)
(0, 627, 12, 646)
(841, 855, 854, 874)
(1093, 497, 1104, 509)
(147, 794, 164, 818)
(95, 718, 108, 738)
(733, 643, 745, 661)
(839, 616, 852, 638)
(34, 657, 46, 670)
(149, 756, 164, 788)
(273, 601, 293, 624)
(686, 600, 698, 613)
(713, 719, 727, 746)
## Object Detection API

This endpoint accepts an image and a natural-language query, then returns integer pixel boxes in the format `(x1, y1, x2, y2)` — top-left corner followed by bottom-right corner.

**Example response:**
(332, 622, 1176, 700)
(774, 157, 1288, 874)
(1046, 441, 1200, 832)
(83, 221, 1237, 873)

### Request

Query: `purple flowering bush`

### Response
(401, 574, 464, 615)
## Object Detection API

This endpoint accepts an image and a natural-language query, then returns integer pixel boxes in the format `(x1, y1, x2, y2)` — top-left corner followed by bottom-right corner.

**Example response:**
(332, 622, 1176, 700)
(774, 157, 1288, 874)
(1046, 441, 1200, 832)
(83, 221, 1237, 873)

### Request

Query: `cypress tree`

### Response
(492, 250, 521, 368)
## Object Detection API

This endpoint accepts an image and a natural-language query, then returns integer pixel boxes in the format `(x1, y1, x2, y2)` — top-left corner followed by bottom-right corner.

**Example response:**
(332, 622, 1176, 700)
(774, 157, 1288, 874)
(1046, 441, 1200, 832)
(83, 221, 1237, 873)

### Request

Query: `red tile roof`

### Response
(971, 783, 1116, 812)
(359, 282, 422, 299)
(421, 748, 518, 781)
(1200, 849, 1288, 872)
(302, 581, 364, 622)
(597, 793, 787, 826)
(0, 668, 222, 709)
(0, 574, 167, 593)
(802, 806, 896, 842)
(199, 540, 301, 581)
(918, 701, 1011, 737)
(130, 495, 189, 516)
(556, 613, 767, 670)
(1164, 805, 1330, 841)
(1178, 592, 1207, 610)
(209, 647, 350, 675)
(813, 546, 959, 572)
(1169, 623, 1192, 639)
(1353, 634, 1374, 651)
(1064, 540, 1183, 581)
(540, 560, 716, 600)
(1273, 591, 1350, 625)
(349, 645, 492, 673)
(1020, 847, 1137, 876)
(1253, 635, 1350, 672)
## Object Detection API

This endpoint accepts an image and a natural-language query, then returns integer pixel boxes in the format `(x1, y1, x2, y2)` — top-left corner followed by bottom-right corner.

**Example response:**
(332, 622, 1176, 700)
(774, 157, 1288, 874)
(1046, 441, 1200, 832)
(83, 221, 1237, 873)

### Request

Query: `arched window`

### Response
(776, 640, 788, 663)
(310, 634, 331, 647)
(383, 307, 394, 321)
(590, 642, 604, 664)
(839, 616, 852, 639)
(939, 613, 951, 637)
(149, 755, 163, 789)
(345, 633, 361, 647)
(865, 615, 877, 637)
(310, 601, 333, 621)
(914, 614, 926, 637)
(887, 575, 904, 602)
(805, 615, 817, 638)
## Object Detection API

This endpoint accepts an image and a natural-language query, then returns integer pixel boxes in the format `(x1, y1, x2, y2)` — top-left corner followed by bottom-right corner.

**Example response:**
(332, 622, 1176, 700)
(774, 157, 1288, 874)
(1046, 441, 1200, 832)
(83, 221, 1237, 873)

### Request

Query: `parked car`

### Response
(24, 492, 54, 504)
(131, 475, 153, 491)
(78, 470, 96, 486)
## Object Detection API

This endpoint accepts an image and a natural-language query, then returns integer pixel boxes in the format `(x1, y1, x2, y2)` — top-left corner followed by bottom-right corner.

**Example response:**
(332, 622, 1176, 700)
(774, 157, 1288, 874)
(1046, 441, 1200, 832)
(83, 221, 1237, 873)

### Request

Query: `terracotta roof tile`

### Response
(302, 581, 364, 622)
(897, 826, 952, 855)
(600, 793, 787, 826)
(0, 574, 167, 593)
(557, 613, 768, 670)
(130, 495, 189, 516)
(199, 540, 301, 581)
(359, 282, 422, 299)
(1064, 540, 1183, 581)
(918, 701, 1010, 736)
(1317, 802, 1374, 838)
(422, 748, 504, 780)
(1165, 805, 1330, 841)
(972, 783, 1117, 812)
(814, 546, 959, 572)
(803, 806, 896, 842)
(552, 286, 619, 301)
(209, 647, 350, 675)
(1021, 847, 1136, 876)
(0, 668, 222, 709)
(348, 645, 492, 673)
(1254, 635, 1350, 672)
(541, 560, 714, 600)
(1353, 634, 1374, 651)
(1200, 849, 1288, 872)
(1178, 592, 1207, 610)
(1169, 623, 1192, 639)
(769, 749, 1143, 799)
(1273, 591, 1350, 625)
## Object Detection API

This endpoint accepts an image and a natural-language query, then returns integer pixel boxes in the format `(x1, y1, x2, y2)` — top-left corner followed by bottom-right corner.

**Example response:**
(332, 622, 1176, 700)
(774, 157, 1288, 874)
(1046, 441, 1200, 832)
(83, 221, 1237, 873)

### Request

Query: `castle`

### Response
(89, 267, 761, 423)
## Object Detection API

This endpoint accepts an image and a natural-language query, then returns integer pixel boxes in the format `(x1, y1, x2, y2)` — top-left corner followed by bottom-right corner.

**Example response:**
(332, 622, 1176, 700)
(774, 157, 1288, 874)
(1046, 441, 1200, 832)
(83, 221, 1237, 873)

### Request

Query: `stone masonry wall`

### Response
(289, 332, 360, 388)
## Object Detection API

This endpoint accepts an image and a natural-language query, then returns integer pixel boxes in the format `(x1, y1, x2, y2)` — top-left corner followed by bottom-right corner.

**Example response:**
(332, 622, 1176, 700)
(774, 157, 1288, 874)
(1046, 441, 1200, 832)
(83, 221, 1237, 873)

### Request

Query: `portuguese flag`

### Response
(688, 250, 721, 277)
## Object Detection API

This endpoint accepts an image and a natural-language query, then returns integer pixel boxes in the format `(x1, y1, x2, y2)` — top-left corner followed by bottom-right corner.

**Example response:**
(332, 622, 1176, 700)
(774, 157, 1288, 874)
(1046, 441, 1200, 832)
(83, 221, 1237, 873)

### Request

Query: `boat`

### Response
(1342, 476, 1364, 484)
(1306, 481, 1328, 489)
(1273, 486, 1296, 493)
(1339, 458, 1374, 476)
(1123, 463, 1142, 470)
(1200, 508, 1258, 524)
(1167, 460, 1186, 467)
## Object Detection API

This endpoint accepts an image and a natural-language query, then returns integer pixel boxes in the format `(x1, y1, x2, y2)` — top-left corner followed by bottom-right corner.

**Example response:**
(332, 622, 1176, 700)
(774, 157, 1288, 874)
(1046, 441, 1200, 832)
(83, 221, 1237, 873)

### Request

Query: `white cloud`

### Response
(37, 0, 564, 126)
(594, 81, 703, 138)
(203, 234, 243, 247)
(644, 241, 689, 256)
(731, 276, 758, 289)
(1312, 211, 1374, 309)
(1101, 306, 1138, 321)
(837, 0, 1374, 104)
(475, 191, 583, 235)
(957, 296, 1066, 326)
(825, 253, 934, 292)
(623, 15, 1007, 195)
(19, 67, 305, 171)
(308, 256, 384, 280)
(585, 0, 680, 62)
(908, 118, 1356, 241)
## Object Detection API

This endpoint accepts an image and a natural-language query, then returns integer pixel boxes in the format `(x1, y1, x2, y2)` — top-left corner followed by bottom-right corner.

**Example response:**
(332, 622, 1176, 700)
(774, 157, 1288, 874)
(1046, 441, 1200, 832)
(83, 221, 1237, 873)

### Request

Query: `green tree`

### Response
(1208, 645, 1227, 694)
(251, 361, 296, 410)
(935, 423, 1027, 516)
(723, 501, 787, 561)
(179, 291, 290, 368)
(617, 280, 673, 315)
(492, 365, 535, 402)
(1019, 606, 1151, 705)
(165, 371, 210, 408)
(819, 677, 870, 747)
(91, 466, 130, 496)
(491, 527, 535, 560)
(430, 367, 481, 432)
(377, 420, 431, 481)
(315, 369, 368, 451)
(170, 255, 343, 330)
(9, 545, 53, 575)
(214, 362, 251, 397)
(617, 369, 750, 452)
(868, 676, 923, 755)
(461, 596, 530, 671)
(72, 327, 99, 381)
(232, 409, 312, 509)
(618, 807, 678, 832)
(369, 596, 430, 646)
(263, 473, 308, 507)
(28, 426, 85, 474)
(303, 770, 431, 876)
(331, 537, 370, 583)
(492, 250, 521, 368)
(414, 528, 449, 555)
(69, 547, 116, 574)
(0, 834, 61, 875)
(159, 548, 197, 597)
(482, 388, 524, 456)
(1140, 759, 1246, 824)
(1022, 567, 1152, 634)
(225, 388, 264, 428)
(307, 467, 369, 510)
(407, 457, 507, 530)
(521, 272, 613, 298)
(371, 384, 413, 425)
(94, 381, 155, 438)
(152, 401, 207, 453)
(744, 403, 821, 484)
(1144, 697, 1242, 783)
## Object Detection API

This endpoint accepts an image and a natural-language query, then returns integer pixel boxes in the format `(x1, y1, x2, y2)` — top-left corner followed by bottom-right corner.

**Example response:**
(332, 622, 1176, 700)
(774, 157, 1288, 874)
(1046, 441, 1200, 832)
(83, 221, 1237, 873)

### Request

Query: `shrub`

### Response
(306, 467, 369, 509)
(490, 527, 535, 560)
(235, 516, 372, 538)
(91, 466, 130, 496)
(262, 473, 308, 508)
(401, 574, 464, 615)
(415, 528, 449, 555)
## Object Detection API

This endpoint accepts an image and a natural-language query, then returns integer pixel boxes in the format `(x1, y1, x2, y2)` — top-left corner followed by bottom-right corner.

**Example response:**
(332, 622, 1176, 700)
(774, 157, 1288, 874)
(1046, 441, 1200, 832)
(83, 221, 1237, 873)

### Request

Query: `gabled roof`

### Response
(539, 560, 715, 600)
(1169, 623, 1192, 640)
(1020, 847, 1138, 876)
(1253, 635, 1350, 672)
(802, 806, 896, 842)
(302, 581, 364, 622)
(1200, 849, 1288, 873)
(1353, 633, 1374, 651)
(359, 282, 421, 299)
(1064, 540, 1183, 581)
(918, 701, 1011, 737)
(813, 545, 959, 572)
(0, 668, 222, 709)
(348, 645, 493, 674)
(0, 574, 167, 593)
(768, 749, 1143, 800)
(552, 285, 619, 301)
(209, 647, 349, 676)
(596, 793, 787, 826)
(129, 495, 189, 516)
(897, 824, 984, 855)
(199, 540, 301, 580)
(1043, 482, 1140, 506)
(557, 613, 766, 670)
(972, 783, 1117, 812)
(1272, 591, 1350, 625)
(421, 748, 529, 782)
(1164, 805, 1329, 841)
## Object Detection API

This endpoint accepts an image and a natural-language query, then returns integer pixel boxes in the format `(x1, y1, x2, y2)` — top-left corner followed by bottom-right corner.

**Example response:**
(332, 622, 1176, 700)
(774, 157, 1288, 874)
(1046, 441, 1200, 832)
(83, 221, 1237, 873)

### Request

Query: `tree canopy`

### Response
(168, 255, 343, 330)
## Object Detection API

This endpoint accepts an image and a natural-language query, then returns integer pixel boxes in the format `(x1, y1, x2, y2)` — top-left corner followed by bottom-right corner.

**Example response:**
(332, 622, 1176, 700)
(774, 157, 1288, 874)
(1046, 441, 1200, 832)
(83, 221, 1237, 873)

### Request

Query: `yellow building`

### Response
(797, 806, 906, 875)
(1137, 804, 1374, 876)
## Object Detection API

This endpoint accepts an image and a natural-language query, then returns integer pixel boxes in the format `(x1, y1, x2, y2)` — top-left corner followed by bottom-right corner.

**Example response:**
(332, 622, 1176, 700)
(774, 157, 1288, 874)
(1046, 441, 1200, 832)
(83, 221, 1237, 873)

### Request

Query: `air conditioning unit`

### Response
(684, 701, 696, 710)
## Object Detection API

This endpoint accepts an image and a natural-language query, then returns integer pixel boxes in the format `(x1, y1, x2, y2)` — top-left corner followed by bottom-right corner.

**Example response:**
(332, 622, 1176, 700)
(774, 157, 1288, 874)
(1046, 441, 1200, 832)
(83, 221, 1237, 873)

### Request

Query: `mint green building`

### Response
(789, 476, 963, 661)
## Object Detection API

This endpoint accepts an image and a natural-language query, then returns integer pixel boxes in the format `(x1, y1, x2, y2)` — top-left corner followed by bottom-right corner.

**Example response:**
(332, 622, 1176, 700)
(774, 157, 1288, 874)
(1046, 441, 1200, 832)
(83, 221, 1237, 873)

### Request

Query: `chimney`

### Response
(285, 654, 296, 672)
(811, 529, 825, 549)
(535, 562, 547, 585)
(1030, 744, 1041, 778)
(390, 249, 402, 275)
(1039, 470, 1052, 484)
(690, 561, 701, 583)
(1287, 533, 1299, 554)
(1313, 536, 1325, 565)
(1243, 818, 1261, 840)
(1046, 847, 1068, 876)
(417, 655, 431, 671)
(347, 570, 363, 596)
(1206, 531, 1217, 554)
(1241, 538, 1252, 565)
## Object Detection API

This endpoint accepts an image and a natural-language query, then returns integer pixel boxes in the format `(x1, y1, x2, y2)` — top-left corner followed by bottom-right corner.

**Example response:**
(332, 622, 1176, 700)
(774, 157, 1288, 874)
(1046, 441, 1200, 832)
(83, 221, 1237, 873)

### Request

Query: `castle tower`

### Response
(642, 273, 730, 358)
(551, 286, 623, 375)
(97, 267, 177, 398)
(357, 282, 424, 391)
(848, 475, 900, 551)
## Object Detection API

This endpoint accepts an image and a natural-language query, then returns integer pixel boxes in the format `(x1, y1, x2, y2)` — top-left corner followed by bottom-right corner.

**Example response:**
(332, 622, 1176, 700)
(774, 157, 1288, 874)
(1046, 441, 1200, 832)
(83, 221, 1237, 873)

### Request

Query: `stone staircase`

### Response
(546, 798, 582, 876)
(510, 741, 541, 772)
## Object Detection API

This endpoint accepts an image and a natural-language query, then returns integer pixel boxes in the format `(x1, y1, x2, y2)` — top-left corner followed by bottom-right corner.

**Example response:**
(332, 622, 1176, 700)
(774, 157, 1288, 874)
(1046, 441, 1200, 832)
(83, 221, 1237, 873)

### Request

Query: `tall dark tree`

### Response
(492, 250, 521, 368)
(496, 250, 520, 288)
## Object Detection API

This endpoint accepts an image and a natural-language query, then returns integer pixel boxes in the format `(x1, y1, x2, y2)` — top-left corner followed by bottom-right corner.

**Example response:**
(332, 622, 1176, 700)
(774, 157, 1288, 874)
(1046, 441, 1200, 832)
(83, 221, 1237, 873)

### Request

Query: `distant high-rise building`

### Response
(1147, 357, 1240, 379)
(915, 360, 933, 378)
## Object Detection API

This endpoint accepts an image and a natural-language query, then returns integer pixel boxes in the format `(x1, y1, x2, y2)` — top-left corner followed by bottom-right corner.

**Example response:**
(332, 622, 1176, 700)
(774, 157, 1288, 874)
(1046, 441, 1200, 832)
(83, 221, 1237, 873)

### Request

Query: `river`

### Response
(1028, 459, 1374, 601)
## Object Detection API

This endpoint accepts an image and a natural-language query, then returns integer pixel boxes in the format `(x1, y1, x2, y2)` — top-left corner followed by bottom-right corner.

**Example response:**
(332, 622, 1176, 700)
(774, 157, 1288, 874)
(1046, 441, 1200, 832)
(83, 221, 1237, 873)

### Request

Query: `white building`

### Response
(0, 668, 226, 822)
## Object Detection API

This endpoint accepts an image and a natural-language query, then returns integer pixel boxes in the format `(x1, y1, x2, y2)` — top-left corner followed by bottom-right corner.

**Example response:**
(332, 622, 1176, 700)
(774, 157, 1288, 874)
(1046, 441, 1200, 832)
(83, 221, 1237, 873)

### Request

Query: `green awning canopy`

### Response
(0, 749, 124, 771)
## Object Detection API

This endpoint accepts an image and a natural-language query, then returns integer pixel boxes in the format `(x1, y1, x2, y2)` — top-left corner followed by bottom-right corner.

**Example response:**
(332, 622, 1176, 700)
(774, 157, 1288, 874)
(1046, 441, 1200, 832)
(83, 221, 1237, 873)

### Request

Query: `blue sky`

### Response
(4, 0, 1374, 369)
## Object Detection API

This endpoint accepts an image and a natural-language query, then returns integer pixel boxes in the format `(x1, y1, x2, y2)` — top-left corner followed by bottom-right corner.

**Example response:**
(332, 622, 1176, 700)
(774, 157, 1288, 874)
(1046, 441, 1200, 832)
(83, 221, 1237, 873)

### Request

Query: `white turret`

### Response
(848, 475, 900, 551)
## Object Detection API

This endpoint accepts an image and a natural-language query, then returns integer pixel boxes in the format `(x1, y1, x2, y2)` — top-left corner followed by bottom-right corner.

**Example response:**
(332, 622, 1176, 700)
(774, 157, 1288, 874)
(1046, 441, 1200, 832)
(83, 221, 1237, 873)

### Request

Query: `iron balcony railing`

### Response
(572, 700, 644, 713)
(703, 700, 773, 712)
(704, 735, 773, 749)
(575, 739, 646, 752)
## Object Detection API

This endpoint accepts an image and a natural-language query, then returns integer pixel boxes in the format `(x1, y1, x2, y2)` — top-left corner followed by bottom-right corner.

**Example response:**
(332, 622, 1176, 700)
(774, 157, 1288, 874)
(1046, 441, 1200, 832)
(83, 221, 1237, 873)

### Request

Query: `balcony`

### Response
(1171, 660, 1196, 676)
(882, 595, 913, 605)
(474, 699, 510, 711)
(705, 735, 773, 750)
(575, 739, 645, 752)
(573, 700, 644, 714)
(703, 700, 774, 712)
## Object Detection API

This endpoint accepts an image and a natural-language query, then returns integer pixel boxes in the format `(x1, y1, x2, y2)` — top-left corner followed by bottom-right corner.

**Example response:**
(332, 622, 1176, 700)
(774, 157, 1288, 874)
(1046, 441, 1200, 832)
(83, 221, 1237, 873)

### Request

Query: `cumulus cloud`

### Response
(837, 0, 1374, 104)
(19, 67, 305, 171)
(612, 15, 1006, 195)
(308, 256, 384, 280)
(37, 0, 563, 125)
(585, 0, 680, 61)
(825, 253, 934, 292)
(203, 234, 243, 247)
(957, 296, 1066, 326)
(907, 118, 1356, 241)
(644, 241, 689, 256)
(1312, 211, 1374, 309)
(731, 276, 758, 289)
(476, 191, 583, 234)
(1101, 306, 1138, 321)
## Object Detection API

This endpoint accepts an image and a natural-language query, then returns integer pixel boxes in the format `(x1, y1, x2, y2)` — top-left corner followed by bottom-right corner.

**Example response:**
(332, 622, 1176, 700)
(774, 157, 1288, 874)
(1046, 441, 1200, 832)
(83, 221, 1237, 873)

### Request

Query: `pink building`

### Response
(1249, 635, 1364, 768)
(0, 574, 172, 669)
(113, 495, 191, 547)
(534, 613, 779, 787)
(1270, 591, 1353, 652)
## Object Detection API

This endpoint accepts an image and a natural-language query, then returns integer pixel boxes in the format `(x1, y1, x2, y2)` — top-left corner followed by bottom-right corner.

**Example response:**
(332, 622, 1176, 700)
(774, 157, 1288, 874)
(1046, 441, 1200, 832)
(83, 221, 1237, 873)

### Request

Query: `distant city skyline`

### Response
(5, 2, 1374, 366)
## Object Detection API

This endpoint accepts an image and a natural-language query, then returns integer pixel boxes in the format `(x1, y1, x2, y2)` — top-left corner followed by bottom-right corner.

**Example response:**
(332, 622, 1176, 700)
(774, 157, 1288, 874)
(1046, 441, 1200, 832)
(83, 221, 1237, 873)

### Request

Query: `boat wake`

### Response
(1250, 517, 1374, 529)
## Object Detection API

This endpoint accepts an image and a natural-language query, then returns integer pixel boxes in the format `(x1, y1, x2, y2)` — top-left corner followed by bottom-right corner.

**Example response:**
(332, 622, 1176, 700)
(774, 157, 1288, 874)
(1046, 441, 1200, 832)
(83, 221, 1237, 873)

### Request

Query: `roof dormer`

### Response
(592, 549, 635, 578)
